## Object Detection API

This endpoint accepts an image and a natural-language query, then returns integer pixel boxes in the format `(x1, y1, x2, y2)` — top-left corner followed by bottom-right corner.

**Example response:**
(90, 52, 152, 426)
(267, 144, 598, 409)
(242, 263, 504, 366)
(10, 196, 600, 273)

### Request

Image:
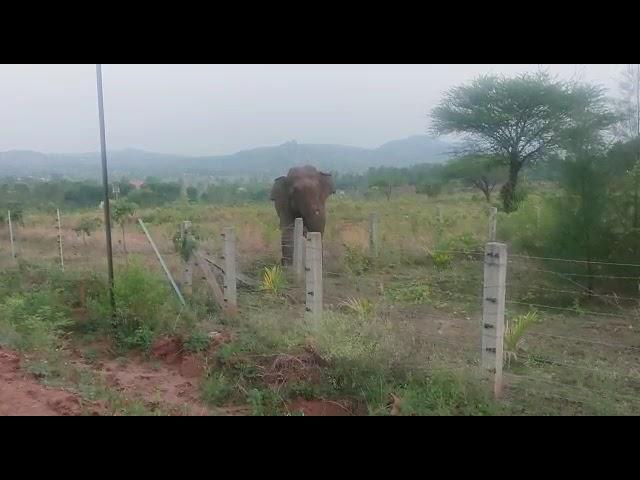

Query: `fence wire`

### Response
(7, 211, 640, 414)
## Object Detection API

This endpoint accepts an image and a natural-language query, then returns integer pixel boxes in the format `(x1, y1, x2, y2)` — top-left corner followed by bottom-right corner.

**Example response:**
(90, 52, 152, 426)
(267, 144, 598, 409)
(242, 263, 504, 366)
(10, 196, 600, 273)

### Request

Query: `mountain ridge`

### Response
(0, 135, 451, 179)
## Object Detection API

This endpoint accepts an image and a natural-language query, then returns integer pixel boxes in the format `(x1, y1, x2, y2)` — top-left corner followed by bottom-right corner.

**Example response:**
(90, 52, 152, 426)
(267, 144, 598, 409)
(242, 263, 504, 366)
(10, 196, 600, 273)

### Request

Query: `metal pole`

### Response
(8, 210, 15, 261)
(96, 64, 115, 312)
(57, 209, 64, 271)
(138, 219, 186, 306)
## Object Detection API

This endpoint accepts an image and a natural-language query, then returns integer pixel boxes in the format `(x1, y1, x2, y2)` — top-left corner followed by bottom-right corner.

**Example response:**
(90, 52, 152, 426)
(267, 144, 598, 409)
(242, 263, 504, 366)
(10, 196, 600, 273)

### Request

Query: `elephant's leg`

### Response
(281, 220, 295, 266)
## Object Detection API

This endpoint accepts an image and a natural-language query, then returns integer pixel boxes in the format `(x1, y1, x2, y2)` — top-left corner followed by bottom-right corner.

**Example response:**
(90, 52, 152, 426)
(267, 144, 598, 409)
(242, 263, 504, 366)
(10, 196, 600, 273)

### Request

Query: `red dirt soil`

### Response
(0, 349, 93, 416)
(81, 336, 212, 416)
(286, 399, 353, 416)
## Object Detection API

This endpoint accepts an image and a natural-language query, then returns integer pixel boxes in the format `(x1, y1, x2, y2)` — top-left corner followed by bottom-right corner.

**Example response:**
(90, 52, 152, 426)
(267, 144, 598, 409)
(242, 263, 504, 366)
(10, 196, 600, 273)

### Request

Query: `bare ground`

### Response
(0, 349, 102, 416)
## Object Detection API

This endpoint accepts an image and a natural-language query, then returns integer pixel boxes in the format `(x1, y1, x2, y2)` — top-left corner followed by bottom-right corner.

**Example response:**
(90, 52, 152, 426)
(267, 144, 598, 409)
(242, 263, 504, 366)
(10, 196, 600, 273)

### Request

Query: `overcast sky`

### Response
(0, 64, 626, 156)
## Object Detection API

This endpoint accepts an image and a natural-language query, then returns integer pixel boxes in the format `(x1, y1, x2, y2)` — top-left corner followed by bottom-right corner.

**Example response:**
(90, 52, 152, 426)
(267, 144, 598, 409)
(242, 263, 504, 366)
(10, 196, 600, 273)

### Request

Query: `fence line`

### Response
(506, 351, 640, 382)
(519, 285, 640, 303)
(526, 332, 640, 351)
(507, 253, 640, 268)
(6, 206, 640, 412)
(509, 264, 640, 280)
(504, 299, 631, 319)
(504, 373, 640, 404)
(506, 382, 635, 407)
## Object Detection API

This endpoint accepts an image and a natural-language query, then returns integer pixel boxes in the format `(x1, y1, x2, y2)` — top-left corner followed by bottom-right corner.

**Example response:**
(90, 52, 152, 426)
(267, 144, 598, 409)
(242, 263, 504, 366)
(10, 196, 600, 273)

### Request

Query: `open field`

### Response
(1, 190, 639, 416)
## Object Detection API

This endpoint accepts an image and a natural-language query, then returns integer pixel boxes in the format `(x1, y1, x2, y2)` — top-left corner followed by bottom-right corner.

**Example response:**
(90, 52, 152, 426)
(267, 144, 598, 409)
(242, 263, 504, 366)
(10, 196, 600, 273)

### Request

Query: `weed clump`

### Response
(87, 258, 180, 351)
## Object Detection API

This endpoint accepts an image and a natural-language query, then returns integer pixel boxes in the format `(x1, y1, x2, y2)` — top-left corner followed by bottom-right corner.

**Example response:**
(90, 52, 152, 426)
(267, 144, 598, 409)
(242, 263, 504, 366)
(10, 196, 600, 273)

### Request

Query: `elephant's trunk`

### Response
(300, 202, 326, 235)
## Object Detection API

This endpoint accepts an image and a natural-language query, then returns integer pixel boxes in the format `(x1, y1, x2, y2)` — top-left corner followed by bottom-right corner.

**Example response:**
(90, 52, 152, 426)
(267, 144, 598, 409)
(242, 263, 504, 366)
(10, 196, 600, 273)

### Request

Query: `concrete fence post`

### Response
(369, 212, 379, 257)
(181, 221, 193, 296)
(482, 242, 507, 399)
(222, 227, 237, 309)
(305, 232, 323, 318)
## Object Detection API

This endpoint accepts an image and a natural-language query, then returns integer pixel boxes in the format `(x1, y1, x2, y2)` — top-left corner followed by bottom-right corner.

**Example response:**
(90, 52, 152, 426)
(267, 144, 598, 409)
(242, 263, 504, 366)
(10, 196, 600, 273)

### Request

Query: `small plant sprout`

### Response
(260, 265, 287, 296)
(504, 311, 540, 366)
(339, 297, 375, 318)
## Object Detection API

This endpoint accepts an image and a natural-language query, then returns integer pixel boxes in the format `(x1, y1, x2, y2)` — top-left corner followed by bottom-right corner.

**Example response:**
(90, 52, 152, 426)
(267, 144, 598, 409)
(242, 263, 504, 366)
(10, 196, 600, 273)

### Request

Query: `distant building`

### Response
(130, 180, 145, 189)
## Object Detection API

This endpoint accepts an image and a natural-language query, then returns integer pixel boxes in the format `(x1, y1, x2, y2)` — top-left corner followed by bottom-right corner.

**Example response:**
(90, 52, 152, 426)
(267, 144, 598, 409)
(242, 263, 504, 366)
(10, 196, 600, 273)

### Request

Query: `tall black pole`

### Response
(96, 64, 115, 312)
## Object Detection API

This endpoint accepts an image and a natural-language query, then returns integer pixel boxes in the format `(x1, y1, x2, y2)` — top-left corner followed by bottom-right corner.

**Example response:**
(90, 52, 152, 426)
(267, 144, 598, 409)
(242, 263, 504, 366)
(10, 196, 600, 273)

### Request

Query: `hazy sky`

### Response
(0, 64, 626, 156)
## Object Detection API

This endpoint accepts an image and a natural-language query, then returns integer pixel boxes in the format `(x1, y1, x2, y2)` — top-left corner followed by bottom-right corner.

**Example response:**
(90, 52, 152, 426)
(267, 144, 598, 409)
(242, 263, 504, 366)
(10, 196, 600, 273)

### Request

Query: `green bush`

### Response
(385, 282, 431, 304)
(0, 292, 71, 352)
(260, 265, 288, 296)
(343, 245, 373, 276)
(393, 371, 497, 416)
(417, 181, 444, 197)
(201, 372, 235, 405)
(88, 259, 177, 349)
(500, 195, 554, 253)
(184, 330, 211, 353)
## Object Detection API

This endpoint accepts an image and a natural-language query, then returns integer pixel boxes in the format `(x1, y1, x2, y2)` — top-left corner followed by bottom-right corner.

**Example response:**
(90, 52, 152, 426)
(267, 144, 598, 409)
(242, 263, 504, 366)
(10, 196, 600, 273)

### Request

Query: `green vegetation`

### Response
(260, 265, 287, 296)
(74, 216, 102, 244)
(111, 200, 137, 254)
(1, 65, 639, 416)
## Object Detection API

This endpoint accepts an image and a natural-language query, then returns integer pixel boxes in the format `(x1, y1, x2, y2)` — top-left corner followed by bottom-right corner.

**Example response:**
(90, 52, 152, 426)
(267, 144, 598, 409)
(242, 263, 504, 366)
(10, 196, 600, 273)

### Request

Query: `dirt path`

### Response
(0, 349, 86, 416)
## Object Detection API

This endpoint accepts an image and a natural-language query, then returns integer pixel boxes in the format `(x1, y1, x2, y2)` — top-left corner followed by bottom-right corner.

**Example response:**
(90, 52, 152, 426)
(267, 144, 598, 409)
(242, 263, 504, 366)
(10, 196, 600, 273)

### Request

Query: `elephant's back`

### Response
(287, 165, 320, 179)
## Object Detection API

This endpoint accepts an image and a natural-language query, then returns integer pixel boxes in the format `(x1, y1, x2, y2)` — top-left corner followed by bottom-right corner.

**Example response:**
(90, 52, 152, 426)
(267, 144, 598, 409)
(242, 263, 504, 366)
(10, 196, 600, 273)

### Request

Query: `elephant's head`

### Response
(271, 165, 335, 234)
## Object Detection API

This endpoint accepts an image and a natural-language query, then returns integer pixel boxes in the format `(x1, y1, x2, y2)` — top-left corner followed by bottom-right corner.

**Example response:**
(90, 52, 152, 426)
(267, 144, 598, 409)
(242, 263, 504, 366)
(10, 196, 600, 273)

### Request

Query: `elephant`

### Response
(270, 165, 336, 265)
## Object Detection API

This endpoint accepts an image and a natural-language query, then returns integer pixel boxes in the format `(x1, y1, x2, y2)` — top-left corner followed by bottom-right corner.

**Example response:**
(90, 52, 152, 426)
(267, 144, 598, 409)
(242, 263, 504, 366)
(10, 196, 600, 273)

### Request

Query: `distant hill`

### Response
(0, 135, 452, 180)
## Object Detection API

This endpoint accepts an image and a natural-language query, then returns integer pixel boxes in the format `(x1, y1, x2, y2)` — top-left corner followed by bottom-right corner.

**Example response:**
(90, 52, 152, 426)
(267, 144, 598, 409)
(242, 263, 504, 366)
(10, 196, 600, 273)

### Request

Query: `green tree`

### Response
(74, 216, 102, 245)
(63, 182, 103, 208)
(431, 72, 587, 212)
(186, 186, 199, 203)
(111, 200, 137, 254)
(608, 138, 640, 232)
(548, 84, 617, 291)
(442, 154, 507, 202)
(368, 167, 407, 201)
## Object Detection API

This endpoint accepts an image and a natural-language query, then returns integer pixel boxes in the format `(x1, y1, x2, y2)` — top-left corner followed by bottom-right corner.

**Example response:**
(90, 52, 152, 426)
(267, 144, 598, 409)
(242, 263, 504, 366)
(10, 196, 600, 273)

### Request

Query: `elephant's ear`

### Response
(319, 171, 336, 198)
(270, 176, 288, 202)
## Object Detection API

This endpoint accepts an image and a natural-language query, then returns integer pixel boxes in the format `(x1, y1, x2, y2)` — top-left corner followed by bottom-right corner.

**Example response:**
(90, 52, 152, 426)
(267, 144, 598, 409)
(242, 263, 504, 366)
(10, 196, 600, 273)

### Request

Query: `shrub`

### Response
(393, 371, 497, 416)
(338, 297, 375, 318)
(504, 311, 541, 365)
(88, 259, 176, 349)
(0, 292, 71, 352)
(343, 245, 373, 276)
(74, 216, 102, 244)
(385, 282, 431, 304)
(201, 372, 235, 405)
(184, 330, 211, 353)
(260, 265, 287, 296)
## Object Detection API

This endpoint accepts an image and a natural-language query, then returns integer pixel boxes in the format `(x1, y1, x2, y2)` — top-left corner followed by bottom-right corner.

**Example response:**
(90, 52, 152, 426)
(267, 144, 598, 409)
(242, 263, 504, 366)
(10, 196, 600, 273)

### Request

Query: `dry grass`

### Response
(3, 193, 640, 415)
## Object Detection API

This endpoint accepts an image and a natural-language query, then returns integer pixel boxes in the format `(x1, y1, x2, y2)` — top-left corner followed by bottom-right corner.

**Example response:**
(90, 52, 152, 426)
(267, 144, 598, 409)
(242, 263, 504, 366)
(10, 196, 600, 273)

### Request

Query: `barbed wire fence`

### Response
(4, 204, 640, 413)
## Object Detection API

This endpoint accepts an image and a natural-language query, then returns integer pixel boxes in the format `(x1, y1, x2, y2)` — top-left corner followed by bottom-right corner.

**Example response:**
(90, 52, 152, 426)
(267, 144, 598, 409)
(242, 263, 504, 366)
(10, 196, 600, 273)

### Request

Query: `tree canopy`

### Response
(441, 154, 506, 202)
(431, 72, 606, 211)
